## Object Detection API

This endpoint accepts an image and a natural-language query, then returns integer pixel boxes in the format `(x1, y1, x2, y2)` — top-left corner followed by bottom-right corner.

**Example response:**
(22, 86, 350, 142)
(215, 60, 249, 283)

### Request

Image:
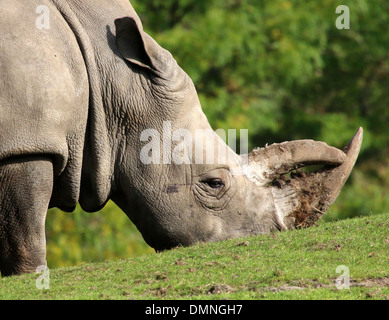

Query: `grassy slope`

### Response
(1, 213, 388, 300)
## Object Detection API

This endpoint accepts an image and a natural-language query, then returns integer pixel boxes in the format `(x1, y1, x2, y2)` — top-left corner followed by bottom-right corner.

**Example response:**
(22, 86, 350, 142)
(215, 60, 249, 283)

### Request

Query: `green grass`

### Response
(1, 213, 388, 300)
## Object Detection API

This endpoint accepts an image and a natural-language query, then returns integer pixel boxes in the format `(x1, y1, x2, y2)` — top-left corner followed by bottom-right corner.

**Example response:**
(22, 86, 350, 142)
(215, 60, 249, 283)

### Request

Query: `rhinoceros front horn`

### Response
(243, 127, 363, 229)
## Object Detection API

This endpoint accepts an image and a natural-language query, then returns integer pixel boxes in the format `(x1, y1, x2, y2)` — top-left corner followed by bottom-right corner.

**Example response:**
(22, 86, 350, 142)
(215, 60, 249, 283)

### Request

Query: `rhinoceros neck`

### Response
(51, 0, 139, 211)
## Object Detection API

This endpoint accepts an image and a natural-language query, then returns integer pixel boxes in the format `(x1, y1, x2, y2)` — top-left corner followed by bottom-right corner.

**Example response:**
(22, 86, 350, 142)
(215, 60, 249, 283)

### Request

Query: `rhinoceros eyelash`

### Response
(200, 178, 224, 189)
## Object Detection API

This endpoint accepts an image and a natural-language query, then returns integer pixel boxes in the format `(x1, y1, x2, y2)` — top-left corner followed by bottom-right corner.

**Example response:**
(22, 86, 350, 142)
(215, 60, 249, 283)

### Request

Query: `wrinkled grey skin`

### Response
(0, 0, 362, 276)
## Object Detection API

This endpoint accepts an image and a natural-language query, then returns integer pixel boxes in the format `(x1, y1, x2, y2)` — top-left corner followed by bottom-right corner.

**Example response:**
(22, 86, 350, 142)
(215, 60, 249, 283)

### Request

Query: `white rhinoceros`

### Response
(0, 0, 362, 276)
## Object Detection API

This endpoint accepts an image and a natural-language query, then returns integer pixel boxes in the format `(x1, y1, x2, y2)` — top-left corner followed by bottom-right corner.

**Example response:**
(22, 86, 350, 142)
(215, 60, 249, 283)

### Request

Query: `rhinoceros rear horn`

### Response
(115, 17, 173, 77)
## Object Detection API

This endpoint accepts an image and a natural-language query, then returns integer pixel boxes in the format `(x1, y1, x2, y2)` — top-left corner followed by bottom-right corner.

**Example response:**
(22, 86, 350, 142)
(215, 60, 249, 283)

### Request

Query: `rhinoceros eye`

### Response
(202, 178, 224, 189)
(194, 169, 231, 210)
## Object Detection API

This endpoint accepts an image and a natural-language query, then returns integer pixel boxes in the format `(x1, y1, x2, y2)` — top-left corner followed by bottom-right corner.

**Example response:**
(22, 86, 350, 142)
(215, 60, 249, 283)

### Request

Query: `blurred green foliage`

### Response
(46, 0, 388, 267)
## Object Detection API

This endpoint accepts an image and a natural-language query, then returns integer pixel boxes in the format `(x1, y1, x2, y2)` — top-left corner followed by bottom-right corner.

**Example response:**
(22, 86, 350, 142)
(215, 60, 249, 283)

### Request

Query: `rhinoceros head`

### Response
(111, 17, 362, 251)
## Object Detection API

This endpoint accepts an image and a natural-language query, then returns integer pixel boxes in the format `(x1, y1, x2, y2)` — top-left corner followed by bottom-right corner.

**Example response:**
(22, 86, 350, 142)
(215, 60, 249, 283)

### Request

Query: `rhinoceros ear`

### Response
(115, 17, 169, 74)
